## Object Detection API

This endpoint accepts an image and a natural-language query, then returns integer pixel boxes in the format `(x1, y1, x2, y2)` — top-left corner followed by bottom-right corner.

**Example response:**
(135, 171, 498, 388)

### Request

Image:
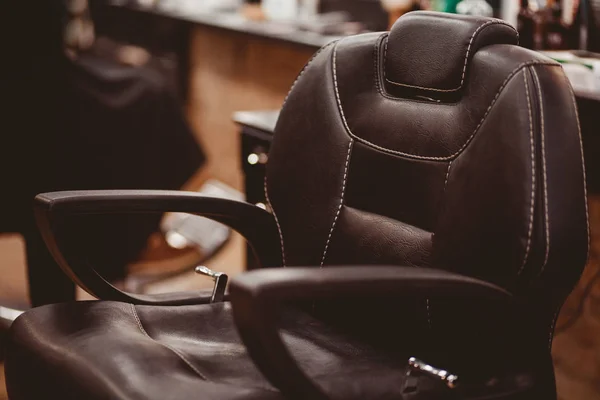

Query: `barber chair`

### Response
(4, 11, 589, 400)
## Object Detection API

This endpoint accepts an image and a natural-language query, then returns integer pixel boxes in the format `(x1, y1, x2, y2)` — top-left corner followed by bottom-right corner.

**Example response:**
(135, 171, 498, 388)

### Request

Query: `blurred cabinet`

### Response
(235, 110, 278, 269)
(186, 25, 314, 191)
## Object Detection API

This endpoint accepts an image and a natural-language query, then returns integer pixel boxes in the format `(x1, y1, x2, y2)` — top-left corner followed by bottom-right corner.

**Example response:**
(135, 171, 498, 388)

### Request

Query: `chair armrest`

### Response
(35, 190, 283, 305)
(229, 266, 513, 400)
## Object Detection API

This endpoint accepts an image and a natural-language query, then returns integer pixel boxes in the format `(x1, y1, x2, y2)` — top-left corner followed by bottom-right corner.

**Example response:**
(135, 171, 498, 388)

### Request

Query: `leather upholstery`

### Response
(7, 301, 416, 400)
(267, 15, 588, 307)
(5, 11, 589, 400)
(385, 12, 518, 93)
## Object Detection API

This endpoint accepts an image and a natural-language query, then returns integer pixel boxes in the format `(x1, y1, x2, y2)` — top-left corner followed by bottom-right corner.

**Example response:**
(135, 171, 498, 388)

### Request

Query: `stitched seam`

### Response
(375, 34, 443, 103)
(444, 161, 453, 187)
(531, 68, 551, 274)
(563, 73, 591, 266)
(282, 40, 338, 109)
(518, 71, 536, 275)
(320, 140, 354, 266)
(373, 34, 386, 98)
(332, 39, 361, 138)
(384, 20, 518, 92)
(321, 40, 358, 266)
(264, 177, 286, 266)
(270, 41, 339, 268)
(337, 48, 559, 160)
(129, 304, 208, 381)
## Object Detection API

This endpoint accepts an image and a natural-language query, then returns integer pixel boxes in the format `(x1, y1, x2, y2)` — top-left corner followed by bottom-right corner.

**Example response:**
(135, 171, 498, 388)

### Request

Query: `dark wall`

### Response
(0, 1, 68, 227)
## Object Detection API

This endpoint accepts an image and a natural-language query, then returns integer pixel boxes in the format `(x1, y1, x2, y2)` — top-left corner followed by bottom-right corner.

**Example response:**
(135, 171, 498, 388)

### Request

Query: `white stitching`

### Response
(332, 40, 359, 142)
(129, 304, 208, 380)
(337, 41, 559, 161)
(282, 40, 338, 108)
(563, 73, 591, 266)
(264, 177, 286, 266)
(532, 68, 588, 349)
(444, 161, 453, 187)
(384, 20, 519, 92)
(375, 34, 444, 103)
(320, 140, 354, 266)
(320, 39, 357, 266)
(531, 68, 551, 274)
(373, 35, 385, 97)
(271, 41, 338, 268)
(518, 71, 536, 275)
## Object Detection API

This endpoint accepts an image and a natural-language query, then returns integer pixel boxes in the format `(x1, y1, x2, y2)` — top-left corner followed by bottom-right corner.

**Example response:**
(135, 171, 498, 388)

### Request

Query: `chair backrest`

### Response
(265, 11, 588, 339)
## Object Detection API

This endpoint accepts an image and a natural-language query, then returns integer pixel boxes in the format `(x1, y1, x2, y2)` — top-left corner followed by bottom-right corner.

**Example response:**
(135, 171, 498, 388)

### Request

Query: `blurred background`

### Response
(1, 0, 600, 399)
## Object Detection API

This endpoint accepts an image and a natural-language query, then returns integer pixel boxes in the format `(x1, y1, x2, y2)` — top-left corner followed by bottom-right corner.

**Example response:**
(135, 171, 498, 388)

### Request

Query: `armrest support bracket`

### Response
(35, 190, 282, 305)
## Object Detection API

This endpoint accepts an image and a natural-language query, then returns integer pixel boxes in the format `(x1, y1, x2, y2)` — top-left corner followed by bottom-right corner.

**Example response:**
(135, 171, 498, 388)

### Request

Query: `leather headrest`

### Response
(385, 12, 518, 94)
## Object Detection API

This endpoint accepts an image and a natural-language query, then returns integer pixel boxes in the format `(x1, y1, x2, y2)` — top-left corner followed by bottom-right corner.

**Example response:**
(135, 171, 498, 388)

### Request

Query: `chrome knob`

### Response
(195, 265, 228, 303)
(408, 357, 459, 388)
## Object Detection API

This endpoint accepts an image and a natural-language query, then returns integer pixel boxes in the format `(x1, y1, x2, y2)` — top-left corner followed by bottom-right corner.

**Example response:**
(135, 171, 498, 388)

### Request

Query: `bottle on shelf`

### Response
(517, 0, 572, 49)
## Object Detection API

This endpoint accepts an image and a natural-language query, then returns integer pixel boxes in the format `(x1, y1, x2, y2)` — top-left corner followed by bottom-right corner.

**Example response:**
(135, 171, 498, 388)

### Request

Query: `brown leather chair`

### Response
(4, 12, 589, 400)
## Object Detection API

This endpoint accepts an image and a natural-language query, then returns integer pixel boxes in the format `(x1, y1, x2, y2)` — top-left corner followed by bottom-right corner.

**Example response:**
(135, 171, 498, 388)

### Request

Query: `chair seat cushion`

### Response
(6, 301, 412, 400)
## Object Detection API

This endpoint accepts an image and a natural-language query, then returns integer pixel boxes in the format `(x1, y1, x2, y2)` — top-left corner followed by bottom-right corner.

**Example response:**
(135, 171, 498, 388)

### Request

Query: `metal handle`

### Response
(408, 357, 459, 389)
(195, 265, 228, 303)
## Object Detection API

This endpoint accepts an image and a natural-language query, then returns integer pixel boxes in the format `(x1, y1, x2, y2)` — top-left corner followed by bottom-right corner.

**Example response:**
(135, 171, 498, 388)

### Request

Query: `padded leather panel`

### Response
(336, 35, 538, 158)
(344, 142, 448, 232)
(524, 65, 589, 301)
(325, 206, 432, 267)
(267, 41, 353, 267)
(385, 13, 518, 93)
(266, 24, 587, 311)
(432, 69, 536, 288)
(6, 302, 411, 400)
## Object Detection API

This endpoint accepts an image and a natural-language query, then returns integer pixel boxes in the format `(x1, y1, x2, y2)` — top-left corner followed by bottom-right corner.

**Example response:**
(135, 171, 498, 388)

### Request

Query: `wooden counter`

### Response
(185, 26, 316, 191)
(553, 195, 600, 400)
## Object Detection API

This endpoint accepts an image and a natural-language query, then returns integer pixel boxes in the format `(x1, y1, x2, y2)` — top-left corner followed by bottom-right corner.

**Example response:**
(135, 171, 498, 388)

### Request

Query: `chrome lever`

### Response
(194, 265, 228, 303)
(408, 357, 459, 389)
